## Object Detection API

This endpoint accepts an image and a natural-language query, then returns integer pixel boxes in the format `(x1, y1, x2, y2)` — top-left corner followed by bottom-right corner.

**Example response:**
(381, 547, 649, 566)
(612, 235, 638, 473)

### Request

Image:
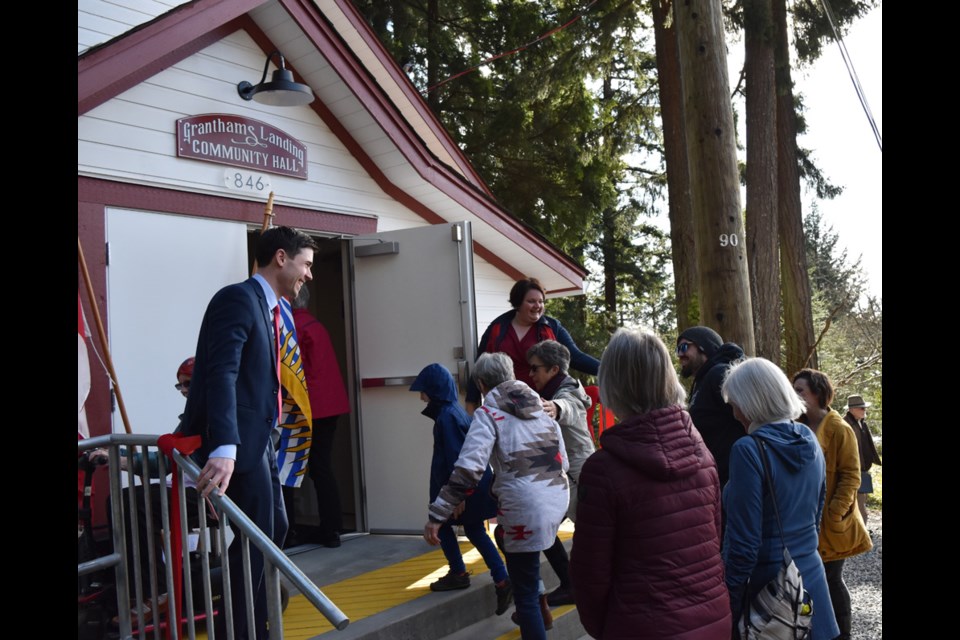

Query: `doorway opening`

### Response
(246, 232, 360, 545)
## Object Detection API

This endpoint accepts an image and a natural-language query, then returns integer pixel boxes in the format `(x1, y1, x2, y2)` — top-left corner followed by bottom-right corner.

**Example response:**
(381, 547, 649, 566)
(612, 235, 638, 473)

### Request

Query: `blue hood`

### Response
(410, 363, 459, 404)
(752, 421, 819, 473)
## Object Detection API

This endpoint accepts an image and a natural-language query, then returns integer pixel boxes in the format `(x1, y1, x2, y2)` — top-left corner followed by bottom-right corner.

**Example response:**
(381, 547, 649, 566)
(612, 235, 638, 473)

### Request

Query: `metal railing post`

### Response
(79, 435, 350, 638)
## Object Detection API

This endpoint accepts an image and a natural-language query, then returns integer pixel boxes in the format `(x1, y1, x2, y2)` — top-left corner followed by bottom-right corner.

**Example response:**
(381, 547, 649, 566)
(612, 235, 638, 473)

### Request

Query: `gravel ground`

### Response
(848, 509, 882, 639)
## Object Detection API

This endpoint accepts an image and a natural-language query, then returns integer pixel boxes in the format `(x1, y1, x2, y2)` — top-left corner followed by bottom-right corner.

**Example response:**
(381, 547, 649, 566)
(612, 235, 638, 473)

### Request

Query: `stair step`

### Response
(312, 575, 507, 639)
(305, 529, 578, 640)
(439, 603, 585, 640)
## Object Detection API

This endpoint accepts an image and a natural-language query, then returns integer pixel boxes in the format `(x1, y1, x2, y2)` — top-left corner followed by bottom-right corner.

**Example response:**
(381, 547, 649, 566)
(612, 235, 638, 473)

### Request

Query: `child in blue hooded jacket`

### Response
(411, 363, 512, 614)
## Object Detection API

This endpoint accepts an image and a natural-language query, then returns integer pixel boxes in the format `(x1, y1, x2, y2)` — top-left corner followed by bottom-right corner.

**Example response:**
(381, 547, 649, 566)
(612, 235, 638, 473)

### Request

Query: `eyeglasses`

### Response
(175, 381, 191, 391)
(529, 364, 550, 373)
(676, 342, 697, 355)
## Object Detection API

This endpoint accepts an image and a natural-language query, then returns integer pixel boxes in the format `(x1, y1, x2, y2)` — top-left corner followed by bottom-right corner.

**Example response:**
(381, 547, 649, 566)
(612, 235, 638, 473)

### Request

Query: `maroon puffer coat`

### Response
(570, 405, 731, 639)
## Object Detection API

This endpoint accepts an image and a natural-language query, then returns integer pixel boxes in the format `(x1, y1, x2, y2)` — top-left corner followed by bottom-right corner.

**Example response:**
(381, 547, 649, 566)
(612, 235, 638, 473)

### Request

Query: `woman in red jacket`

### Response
(570, 328, 730, 639)
(465, 278, 599, 414)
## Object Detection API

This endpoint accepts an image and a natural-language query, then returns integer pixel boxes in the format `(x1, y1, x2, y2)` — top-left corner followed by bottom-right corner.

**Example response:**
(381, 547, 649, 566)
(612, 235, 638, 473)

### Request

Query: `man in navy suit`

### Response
(182, 225, 317, 638)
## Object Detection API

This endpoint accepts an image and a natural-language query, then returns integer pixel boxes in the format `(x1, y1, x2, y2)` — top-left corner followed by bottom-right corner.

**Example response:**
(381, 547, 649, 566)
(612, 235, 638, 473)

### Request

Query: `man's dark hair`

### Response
(792, 368, 835, 410)
(508, 277, 546, 308)
(255, 226, 318, 268)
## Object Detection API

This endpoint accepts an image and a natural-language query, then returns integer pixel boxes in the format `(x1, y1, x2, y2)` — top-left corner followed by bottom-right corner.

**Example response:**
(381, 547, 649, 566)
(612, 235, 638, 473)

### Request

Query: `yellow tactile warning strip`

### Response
(282, 525, 575, 639)
(282, 540, 471, 637)
(493, 605, 576, 640)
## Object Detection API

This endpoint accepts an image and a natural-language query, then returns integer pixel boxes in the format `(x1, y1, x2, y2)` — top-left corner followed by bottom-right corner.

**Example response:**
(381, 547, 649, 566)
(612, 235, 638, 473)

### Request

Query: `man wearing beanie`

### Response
(676, 326, 745, 487)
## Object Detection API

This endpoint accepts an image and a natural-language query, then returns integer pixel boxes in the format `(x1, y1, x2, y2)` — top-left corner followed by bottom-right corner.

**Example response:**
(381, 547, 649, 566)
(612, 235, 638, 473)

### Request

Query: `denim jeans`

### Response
(438, 521, 509, 583)
(505, 550, 546, 640)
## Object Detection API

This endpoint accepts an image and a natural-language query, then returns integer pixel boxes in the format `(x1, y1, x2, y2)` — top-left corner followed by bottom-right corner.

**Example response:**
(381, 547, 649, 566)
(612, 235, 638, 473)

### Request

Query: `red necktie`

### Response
(273, 305, 282, 421)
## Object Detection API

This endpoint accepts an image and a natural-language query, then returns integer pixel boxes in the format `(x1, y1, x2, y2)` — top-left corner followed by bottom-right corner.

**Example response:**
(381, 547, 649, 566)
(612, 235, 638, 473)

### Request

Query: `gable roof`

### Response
(78, 0, 587, 294)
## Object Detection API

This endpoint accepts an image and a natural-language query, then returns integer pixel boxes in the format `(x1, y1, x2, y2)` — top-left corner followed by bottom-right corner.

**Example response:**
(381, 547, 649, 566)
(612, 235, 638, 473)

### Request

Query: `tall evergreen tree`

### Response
(743, 0, 781, 362)
(352, 0, 673, 352)
(728, 0, 876, 371)
(675, 0, 756, 354)
(651, 0, 699, 336)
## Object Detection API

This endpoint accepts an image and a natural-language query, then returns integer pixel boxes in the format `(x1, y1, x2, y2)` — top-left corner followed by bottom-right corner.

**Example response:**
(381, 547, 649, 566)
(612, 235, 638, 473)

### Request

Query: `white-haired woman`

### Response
(570, 328, 730, 639)
(722, 358, 839, 639)
(424, 352, 569, 640)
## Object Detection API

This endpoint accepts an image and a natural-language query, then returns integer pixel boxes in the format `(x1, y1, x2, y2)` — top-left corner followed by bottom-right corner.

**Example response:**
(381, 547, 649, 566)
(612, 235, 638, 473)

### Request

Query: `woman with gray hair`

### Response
(424, 352, 569, 640)
(722, 358, 838, 639)
(570, 328, 730, 639)
(525, 340, 594, 607)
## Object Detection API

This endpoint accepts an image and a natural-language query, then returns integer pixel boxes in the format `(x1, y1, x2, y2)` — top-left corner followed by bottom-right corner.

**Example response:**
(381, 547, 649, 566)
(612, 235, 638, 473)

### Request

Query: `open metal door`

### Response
(349, 222, 477, 533)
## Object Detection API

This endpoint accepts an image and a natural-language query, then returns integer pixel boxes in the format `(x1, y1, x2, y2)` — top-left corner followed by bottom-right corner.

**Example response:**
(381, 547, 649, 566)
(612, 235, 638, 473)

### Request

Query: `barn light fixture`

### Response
(237, 51, 313, 107)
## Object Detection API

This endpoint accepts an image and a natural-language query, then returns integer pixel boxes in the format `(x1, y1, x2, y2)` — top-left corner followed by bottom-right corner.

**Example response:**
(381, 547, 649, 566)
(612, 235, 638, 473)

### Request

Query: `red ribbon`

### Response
(157, 433, 201, 640)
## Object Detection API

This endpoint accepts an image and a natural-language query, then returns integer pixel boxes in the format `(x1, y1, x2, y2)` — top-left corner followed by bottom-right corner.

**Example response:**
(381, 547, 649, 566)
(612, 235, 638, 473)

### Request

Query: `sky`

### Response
(790, 4, 883, 299)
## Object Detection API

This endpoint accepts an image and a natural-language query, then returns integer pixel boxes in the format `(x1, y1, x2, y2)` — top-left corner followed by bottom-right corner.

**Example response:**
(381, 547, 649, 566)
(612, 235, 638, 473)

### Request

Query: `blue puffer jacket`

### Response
(411, 364, 497, 525)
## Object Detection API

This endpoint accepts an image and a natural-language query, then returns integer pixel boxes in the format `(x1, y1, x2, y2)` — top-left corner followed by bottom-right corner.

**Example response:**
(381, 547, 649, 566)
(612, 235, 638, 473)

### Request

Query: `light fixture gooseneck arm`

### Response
(237, 50, 314, 106)
(254, 51, 286, 88)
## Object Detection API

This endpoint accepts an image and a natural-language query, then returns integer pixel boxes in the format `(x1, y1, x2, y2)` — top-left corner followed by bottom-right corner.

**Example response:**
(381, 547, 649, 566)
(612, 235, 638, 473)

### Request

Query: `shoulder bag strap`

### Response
(751, 435, 789, 552)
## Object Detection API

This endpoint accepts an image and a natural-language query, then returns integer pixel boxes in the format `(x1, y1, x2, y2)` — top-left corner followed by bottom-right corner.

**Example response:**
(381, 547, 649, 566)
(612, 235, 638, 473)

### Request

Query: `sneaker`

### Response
(495, 579, 513, 615)
(546, 585, 574, 607)
(430, 571, 471, 592)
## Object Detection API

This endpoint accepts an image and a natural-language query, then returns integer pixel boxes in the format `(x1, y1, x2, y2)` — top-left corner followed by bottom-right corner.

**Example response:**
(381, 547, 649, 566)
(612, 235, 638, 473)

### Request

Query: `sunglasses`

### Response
(175, 381, 191, 391)
(676, 342, 697, 356)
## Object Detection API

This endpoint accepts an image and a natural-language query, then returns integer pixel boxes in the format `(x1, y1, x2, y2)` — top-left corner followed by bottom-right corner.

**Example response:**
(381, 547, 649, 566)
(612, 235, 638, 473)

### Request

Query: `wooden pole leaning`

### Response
(250, 191, 276, 276)
(78, 236, 134, 435)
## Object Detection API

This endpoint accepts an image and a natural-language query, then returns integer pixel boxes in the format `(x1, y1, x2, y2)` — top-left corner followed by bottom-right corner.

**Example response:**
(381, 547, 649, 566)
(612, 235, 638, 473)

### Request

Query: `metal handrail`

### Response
(78, 434, 349, 638)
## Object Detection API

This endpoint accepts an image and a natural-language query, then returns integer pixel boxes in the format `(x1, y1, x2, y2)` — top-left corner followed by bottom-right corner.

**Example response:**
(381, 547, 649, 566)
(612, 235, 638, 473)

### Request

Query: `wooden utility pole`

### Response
(675, 0, 755, 354)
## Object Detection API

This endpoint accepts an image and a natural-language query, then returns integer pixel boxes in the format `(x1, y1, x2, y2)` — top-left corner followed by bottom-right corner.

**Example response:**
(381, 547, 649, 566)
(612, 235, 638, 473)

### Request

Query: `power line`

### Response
(425, 0, 600, 94)
(818, 0, 882, 152)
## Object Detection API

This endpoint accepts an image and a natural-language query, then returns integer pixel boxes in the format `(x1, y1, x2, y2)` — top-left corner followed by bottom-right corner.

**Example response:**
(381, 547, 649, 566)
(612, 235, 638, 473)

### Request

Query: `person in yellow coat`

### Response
(792, 369, 871, 640)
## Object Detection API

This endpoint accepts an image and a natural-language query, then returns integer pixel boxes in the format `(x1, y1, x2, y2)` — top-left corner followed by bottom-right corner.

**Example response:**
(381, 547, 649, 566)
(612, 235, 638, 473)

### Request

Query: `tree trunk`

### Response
(774, 0, 818, 374)
(602, 205, 618, 319)
(652, 0, 700, 336)
(744, 0, 781, 362)
(675, 0, 755, 354)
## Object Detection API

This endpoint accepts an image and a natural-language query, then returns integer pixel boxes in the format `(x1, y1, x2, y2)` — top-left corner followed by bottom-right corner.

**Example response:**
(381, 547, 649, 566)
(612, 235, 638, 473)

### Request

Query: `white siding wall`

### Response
(79, 25, 520, 339)
(79, 0, 190, 53)
(473, 259, 518, 341)
(79, 30, 426, 232)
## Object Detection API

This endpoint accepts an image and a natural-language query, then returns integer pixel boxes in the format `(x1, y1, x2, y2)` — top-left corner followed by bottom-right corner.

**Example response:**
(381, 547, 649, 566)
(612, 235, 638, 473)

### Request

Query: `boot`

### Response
(540, 593, 553, 630)
(835, 614, 852, 640)
(510, 594, 553, 631)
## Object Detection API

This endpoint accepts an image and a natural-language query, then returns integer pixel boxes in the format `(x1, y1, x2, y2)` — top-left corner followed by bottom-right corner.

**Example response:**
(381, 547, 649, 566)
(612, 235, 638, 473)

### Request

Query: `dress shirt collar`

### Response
(251, 273, 279, 311)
